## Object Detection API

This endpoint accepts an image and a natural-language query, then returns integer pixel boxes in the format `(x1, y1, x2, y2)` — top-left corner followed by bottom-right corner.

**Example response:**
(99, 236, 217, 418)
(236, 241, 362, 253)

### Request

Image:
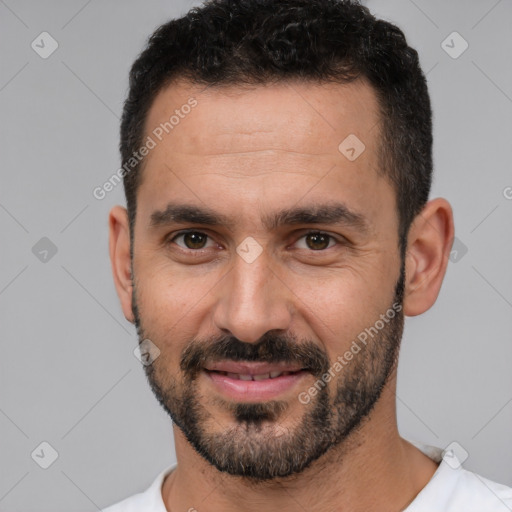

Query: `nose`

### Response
(212, 246, 292, 344)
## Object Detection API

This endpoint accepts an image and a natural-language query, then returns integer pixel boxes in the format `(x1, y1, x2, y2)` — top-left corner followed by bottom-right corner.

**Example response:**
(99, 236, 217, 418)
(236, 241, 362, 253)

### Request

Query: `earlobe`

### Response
(403, 198, 454, 317)
(109, 205, 135, 324)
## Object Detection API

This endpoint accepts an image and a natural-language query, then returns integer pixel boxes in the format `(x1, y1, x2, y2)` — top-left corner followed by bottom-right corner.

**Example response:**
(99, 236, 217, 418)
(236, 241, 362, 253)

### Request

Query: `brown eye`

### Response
(296, 231, 337, 251)
(171, 231, 212, 250)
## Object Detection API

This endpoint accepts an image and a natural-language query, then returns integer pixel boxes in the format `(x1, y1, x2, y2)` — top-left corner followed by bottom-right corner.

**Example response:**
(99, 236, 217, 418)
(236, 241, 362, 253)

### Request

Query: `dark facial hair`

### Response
(131, 260, 405, 481)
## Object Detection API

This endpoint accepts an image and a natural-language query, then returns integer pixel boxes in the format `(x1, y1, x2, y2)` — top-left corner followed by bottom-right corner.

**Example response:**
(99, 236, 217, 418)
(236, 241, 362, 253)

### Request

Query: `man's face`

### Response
(130, 79, 404, 480)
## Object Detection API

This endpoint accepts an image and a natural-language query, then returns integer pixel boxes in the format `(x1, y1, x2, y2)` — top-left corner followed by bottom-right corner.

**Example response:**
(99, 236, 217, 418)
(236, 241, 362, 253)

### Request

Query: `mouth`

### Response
(203, 362, 310, 401)
(206, 369, 304, 380)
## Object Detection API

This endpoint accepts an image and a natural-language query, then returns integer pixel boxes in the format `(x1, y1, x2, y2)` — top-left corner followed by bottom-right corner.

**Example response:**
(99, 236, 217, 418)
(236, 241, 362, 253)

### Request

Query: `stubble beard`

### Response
(131, 261, 405, 481)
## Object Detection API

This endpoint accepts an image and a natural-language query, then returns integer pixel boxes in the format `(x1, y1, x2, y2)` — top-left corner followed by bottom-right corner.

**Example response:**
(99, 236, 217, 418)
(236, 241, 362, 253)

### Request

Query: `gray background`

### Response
(1, 0, 511, 510)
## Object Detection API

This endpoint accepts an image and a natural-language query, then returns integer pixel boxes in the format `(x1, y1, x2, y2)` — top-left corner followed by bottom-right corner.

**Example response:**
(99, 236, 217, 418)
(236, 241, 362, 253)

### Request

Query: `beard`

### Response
(131, 260, 405, 481)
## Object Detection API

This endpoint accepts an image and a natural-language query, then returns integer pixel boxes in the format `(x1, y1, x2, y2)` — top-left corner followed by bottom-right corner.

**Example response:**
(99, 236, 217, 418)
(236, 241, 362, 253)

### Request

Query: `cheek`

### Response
(134, 272, 196, 351)
(135, 262, 228, 356)
(290, 267, 395, 356)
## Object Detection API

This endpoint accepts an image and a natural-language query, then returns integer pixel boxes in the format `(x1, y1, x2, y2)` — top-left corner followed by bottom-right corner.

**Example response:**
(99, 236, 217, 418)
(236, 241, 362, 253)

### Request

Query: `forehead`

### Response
(136, 77, 394, 235)
(143, 78, 381, 162)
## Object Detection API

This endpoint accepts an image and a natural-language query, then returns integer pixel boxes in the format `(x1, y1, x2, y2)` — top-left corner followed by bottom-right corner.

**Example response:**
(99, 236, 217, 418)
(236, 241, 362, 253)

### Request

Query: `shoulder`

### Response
(102, 463, 177, 512)
(404, 440, 512, 512)
(102, 492, 147, 512)
(410, 464, 512, 511)
(448, 467, 512, 511)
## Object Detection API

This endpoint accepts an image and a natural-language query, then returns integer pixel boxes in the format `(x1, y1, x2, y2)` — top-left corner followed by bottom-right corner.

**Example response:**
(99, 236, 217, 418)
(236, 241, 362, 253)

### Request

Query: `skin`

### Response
(109, 78, 454, 512)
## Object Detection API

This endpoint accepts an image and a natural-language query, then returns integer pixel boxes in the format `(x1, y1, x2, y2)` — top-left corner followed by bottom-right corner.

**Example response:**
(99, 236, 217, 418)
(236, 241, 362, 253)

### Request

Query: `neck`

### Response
(162, 377, 439, 512)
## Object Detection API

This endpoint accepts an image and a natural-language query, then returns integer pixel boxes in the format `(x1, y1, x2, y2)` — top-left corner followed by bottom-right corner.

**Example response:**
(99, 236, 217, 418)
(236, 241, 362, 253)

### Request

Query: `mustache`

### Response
(180, 332, 331, 379)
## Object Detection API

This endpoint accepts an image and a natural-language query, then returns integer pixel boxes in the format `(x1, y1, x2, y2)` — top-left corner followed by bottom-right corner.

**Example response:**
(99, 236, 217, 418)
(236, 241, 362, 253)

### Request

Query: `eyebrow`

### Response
(149, 202, 369, 233)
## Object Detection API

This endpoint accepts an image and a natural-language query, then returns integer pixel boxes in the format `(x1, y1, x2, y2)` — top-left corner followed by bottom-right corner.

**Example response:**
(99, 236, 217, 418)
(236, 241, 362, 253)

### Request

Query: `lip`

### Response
(203, 367, 309, 401)
(204, 361, 305, 375)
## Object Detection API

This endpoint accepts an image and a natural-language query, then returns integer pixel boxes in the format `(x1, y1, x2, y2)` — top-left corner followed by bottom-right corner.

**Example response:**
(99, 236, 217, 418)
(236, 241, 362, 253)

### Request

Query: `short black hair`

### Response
(120, 0, 432, 259)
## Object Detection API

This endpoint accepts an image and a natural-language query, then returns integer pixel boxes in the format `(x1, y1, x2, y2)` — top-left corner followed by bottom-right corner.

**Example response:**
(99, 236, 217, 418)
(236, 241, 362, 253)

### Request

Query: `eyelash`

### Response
(167, 229, 341, 252)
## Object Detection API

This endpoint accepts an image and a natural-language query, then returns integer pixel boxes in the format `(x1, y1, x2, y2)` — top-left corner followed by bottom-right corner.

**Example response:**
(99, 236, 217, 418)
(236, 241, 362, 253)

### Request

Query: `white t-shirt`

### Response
(103, 440, 512, 511)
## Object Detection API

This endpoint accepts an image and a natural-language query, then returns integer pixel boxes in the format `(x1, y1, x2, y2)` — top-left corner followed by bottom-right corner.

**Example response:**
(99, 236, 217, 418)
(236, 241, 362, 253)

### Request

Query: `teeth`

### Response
(253, 373, 270, 381)
(217, 370, 299, 380)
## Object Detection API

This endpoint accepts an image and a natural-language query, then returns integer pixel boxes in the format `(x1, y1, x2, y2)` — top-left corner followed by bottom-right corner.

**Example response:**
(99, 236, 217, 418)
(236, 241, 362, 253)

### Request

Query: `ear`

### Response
(109, 205, 134, 323)
(403, 198, 454, 317)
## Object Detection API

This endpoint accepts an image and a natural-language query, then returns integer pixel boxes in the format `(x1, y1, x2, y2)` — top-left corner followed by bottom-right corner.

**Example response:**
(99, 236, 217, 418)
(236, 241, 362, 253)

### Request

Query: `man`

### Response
(105, 0, 512, 510)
